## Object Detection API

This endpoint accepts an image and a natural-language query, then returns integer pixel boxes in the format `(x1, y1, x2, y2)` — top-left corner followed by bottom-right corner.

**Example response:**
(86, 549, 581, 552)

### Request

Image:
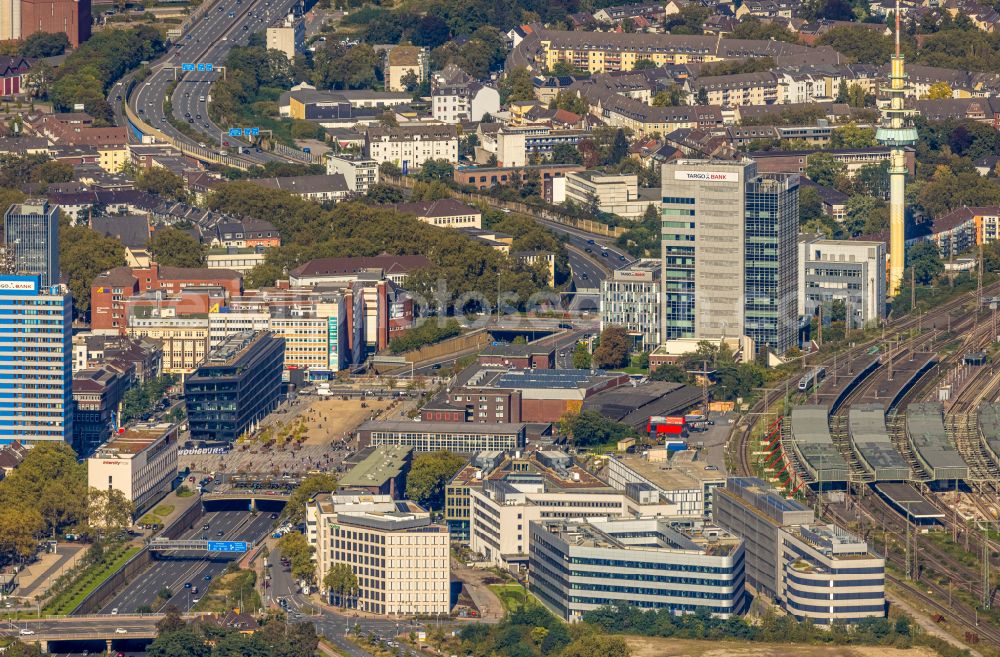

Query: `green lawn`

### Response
(43, 546, 141, 615)
(488, 583, 542, 613)
(152, 504, 174, 517)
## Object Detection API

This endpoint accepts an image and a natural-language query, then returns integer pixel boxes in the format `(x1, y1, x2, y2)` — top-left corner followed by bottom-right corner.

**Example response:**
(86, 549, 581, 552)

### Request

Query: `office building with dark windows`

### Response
(528, 517, 746, 622)
(184, 330, 284, 443)
(714, 478, 885, 624)
(659, 160, 798, 355)
(4, 199, 59, 288)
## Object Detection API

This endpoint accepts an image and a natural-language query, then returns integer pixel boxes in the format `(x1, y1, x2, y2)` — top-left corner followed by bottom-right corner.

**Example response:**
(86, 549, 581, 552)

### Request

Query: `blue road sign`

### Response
(182, 63, 195, 71)
(205, 63, 214, 71)
(197, 63, 206, 71)
(242, 127, 260, 137)
(228, 128, 242, 137)
(207, 541, 250, 553)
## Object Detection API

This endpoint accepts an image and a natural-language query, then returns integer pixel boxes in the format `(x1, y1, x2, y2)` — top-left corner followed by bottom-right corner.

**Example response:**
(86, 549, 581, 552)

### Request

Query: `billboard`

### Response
(0, 275, 39, 294)
(674, 170, 739, 183)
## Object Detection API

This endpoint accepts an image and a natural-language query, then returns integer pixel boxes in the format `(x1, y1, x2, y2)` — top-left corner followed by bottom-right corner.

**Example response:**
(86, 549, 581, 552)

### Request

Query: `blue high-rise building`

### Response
(0, 275, 74, 445)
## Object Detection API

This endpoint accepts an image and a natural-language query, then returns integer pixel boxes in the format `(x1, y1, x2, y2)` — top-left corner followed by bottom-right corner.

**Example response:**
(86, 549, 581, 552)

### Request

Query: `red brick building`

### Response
(90, 264, 242, 333)
(21, 0, 92, 48)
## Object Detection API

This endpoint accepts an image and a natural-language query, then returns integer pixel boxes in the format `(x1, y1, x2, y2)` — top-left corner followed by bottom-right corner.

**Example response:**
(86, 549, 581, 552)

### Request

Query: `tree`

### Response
(559, 411, 635, 447)
(572, 342, 591, 369)
(926, 81, 953, 99)
(60, 224, 126, 316)
(87, 487, 134, 537)
(0, 506, 44, 562)
(696, 87, 708, 105)
(816, 25, 895, 65)
(147, 626, 210, 657)
(550, 142, 582, 165)
(277, 531, 316, 584)
(592, 326, 630, 369)
(0, 441, 86, 541)
(631, 58, 657, 70)
(908, 241, 943, 285)
(650, 363, 687, 383)
(844, 195, 888, 236)
(830, 123, 876, 149)
(405, 450, 466, 510)
(798, 186, 825, 225)
(156, 606, 186, 635)
(323, 563, 359, 607)
(285, 473, 338, 523)
(805, 152, 848, 188)
(607, 128, 629, 165)
(19, 31, 69, 58)
(500, 67, 535, 104)
(412, 15, 451, 49)
(551, 90, 589, 115)
(136, 167, 188, 202)
(147, 227, 206, 268)
(418, 159, 455, 182)
(652, 86, 682, 107)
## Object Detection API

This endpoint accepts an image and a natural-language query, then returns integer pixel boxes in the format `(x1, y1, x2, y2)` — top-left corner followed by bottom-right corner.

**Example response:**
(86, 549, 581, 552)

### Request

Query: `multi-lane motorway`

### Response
(96, 509, 273, 615)
(125, 0, 301, 164)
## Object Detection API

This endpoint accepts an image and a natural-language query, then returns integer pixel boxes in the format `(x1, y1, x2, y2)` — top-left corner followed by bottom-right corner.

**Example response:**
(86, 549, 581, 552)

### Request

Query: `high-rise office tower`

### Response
(4, 199, 60, 288)
(660, 159, 799, 355)
(0, 274, 74, 445)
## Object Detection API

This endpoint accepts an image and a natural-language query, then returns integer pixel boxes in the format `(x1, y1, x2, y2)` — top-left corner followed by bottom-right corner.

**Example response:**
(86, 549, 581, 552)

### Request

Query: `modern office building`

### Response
(87, 422, 179, 517)
(4, 199, 59, 288)
(338, 445, 413, 497)
(306, 493, 450, 615)
(798, 235, 887, 328)
(184, 331, 285, 443)
(600, 259, 662, 352)
(72, 364, 130, 452)
(529, 518, 746, 621)
(714, 477, 885, 624)
(604, 449, 726, 518)
(357, 420, 527, 452)
(0, 274, 73, 445)
(660, 160, 799, 355)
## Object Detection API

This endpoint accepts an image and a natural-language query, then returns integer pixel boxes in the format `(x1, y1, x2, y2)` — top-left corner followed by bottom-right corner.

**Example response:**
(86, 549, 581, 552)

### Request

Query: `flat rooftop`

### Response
(358, 420, 526, 435)
(93, 423, 176, 456)
(612, 451, 725, 490)
(462, 367, 620, 391)
(873, 482, 945, 519)
(338, 445, 412, 488)
(540, 517, 740, 557)
(906, 402, 969, 479)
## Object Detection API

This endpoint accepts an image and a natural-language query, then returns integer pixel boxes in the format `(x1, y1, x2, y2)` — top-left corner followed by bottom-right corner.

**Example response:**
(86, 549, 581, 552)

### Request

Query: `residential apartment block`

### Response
(365, 125, 459, 172)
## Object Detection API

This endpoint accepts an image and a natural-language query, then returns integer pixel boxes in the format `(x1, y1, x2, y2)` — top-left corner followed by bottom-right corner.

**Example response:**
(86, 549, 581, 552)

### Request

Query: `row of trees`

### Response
(148, 607, 318, 657)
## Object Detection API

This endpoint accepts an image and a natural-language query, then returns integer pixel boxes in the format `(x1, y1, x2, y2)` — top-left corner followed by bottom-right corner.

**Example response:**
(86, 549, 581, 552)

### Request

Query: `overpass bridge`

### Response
(147, 538, 251, 553)
(1, 613, 212, 651)
(202, 490, 290, 510)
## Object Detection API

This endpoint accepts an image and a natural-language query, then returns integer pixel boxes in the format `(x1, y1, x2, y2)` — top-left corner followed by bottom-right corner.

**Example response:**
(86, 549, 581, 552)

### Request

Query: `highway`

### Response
(95, 509, 274, 615)
(125, 0, 303, 164)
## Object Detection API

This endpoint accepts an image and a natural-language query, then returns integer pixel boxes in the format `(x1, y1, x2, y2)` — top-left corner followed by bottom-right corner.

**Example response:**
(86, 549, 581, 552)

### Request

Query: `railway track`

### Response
(729, 286, 1000, 649)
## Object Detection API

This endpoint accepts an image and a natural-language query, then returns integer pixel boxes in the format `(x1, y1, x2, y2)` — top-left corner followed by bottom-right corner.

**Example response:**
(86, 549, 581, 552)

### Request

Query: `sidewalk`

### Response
(14, 544, 87, 600)
(136, 487, 204, 539)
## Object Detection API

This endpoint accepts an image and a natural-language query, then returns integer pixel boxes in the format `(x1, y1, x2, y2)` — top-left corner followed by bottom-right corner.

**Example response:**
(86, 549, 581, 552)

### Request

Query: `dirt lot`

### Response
(623, 637, 938, 657)
(297, 397, 398, 445)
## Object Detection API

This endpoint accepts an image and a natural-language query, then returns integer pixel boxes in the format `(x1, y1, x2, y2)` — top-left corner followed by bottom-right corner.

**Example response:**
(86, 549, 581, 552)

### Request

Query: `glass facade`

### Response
(184, 331, 285, 442)
(744, 175, 798, 354)
(4, 201, 60, 289)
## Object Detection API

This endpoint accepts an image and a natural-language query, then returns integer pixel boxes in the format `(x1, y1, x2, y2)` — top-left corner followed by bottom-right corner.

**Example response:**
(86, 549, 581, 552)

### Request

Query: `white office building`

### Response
(307, 493, 450, 615)
(798, 235, 886, 328)
(529, 518, 746, 621)
(87, 422, 180, 516)
(600, 259, 662, 352)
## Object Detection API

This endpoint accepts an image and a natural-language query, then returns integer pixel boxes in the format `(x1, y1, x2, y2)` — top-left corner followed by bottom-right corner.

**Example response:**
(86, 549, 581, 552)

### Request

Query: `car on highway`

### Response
(584, 247, 592, 253)
(188, 118, 195, 123)
(184, 112, 190, 117)
(581, 273, 589, 279)
(217, 530, 224, 536)
(115, 628, 128, 635)
(204, 575, 212, 581)
(184, 582, 192, 588)
(586, 239, 595, 244)
(601, 251, 608, 257)
(112, 607, 119, 615)
(619, 255, 626, 260)
(19, 629, 34, 636)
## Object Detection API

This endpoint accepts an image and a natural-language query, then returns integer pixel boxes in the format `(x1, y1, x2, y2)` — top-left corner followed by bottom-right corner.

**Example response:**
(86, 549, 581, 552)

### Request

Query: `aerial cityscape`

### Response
(0, 0, 999, 656)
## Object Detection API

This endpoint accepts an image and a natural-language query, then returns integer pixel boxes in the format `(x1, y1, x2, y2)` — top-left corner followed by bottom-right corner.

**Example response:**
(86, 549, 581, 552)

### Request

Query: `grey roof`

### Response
(89, 215, 151, 249)
(789, 405, 849, 484)
(873, 482, 945, 519)
(848, 404, 911, 481)
(248, 174, 349, 194)
(905, 403, 968, 482)
(977, 402, 1000, 466)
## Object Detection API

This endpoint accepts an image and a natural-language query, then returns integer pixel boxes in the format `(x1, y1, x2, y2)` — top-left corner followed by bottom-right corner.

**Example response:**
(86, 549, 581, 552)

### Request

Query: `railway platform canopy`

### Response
(849, 404, 911, 481)
(789, 405, 849, 487)
(905, 403, 969, 484)
(873, 482, 945, 525)
(977, 402, 1000, 466)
